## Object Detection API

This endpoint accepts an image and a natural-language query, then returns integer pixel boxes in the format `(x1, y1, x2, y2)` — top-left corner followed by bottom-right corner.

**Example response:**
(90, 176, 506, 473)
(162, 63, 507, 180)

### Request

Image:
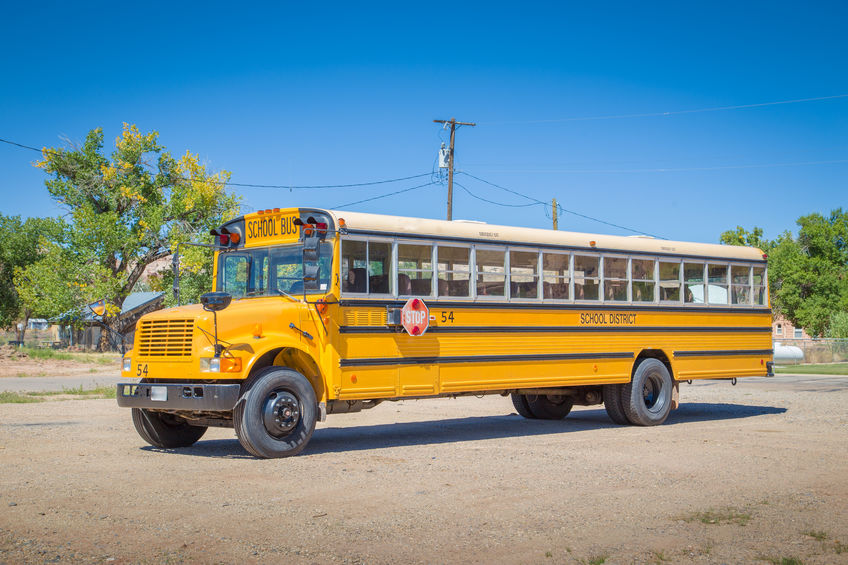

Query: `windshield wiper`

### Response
(274, 288, 301, 302)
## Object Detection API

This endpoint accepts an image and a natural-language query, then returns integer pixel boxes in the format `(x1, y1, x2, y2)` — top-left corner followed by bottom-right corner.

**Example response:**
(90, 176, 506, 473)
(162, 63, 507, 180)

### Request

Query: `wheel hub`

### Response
(262, 391, 300, 437)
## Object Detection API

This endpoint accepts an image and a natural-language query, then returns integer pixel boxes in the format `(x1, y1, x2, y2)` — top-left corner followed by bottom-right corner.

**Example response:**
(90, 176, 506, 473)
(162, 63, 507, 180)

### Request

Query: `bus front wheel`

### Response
(131, 408, 207, 448)
(622, 359, 673, 426)
(234, 367, 317, 458)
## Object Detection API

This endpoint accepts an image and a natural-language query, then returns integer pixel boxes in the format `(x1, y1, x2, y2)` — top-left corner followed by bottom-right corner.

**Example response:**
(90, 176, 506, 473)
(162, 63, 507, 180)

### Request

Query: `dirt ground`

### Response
(1, 374, 847, 565)
(0, 346, 119, 381)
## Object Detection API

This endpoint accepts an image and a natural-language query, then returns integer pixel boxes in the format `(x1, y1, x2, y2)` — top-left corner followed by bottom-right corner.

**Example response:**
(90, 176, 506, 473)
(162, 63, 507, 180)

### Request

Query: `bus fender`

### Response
(241, 339, 325, 403)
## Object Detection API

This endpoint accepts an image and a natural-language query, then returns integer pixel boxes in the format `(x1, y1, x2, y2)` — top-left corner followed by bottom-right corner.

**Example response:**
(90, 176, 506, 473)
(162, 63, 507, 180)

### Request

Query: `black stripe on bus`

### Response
(338, 325, 774, 334)
(344, 229, 769, 264)
(338, 299, 771, 315)
(673, 349, 774, 357)
(339, 351, 634, 368)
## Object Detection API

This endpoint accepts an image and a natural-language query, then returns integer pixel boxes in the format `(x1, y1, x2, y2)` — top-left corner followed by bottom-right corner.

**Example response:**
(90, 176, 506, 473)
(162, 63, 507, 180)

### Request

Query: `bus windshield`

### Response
(216, 242, 333, 298)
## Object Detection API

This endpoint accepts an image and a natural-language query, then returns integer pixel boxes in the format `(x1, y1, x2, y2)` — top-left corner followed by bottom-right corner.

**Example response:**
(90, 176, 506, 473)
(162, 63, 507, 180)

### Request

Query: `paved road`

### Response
(0, 372, 122, 392)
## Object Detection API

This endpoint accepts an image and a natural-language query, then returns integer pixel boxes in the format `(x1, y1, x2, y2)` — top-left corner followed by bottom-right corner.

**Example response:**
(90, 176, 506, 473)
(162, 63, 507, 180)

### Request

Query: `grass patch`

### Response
(835, 540, 847, 554)
(775, 362, 848, 375)
(1, 385, 116, 402)
(580, 555, 608, 565)
(0, 391, 45, 403)
(34, 385, 116, 399)
(802, 530, 827, 541)
(649, 550, 671, 563)
(760, 558, 803, 565)
(19, 347, 119, 365)
(683, 507, 751, 526)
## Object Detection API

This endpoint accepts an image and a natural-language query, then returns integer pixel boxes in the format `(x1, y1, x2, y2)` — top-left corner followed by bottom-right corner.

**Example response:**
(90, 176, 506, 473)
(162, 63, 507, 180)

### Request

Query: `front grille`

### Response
(136, 319, 194, 357)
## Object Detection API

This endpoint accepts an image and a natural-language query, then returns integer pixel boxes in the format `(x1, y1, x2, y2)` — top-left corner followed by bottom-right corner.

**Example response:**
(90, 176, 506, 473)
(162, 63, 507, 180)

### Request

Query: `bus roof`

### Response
(325, 209, 766, 262)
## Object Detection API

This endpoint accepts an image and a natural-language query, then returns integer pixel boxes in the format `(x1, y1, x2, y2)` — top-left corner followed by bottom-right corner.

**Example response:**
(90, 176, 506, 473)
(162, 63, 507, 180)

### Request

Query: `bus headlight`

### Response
(199, 357, 242, 373)
(122, 357, 132, 372)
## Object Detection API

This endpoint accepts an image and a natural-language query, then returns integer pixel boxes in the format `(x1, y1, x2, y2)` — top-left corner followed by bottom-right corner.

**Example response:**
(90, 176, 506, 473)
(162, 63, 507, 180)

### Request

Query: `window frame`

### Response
(340, 236, 394, 298)
(602, 253, 630, 303)
(541, 250, 572, 302)
(573, 251, 601, 303)
(397, 238, 435, 298)
(508, 246, 541, 302)
(473, 244, 507, 301)
(435, 242, 473, 300)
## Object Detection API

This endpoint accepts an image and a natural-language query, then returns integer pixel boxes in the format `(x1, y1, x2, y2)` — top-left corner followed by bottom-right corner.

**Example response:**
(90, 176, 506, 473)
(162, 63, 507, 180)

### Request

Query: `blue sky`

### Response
(0, 1, 845, 243)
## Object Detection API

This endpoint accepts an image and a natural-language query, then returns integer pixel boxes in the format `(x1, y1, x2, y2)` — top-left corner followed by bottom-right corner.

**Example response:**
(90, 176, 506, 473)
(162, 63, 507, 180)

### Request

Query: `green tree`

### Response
(0, 214, 64, 338)
(827, 311, 848, 338)
(32, 124, 240, 349)
(719, 225, 771, 251)
(723, 209, 848, 337)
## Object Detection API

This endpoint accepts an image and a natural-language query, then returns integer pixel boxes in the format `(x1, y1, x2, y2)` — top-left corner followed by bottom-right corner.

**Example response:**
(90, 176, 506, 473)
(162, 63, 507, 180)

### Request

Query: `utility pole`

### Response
(552, 198, 558, 230)
(434, 117, 476, 220)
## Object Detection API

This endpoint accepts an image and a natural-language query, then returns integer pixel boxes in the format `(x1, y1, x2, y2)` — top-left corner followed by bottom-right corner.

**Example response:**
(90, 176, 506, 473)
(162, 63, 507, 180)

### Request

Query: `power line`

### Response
(453, 180, 540, 208)
(227, 172, 432, 189)
(482, 93, 848, 125)
(0, 136, 431, 190)
(461, 159, 848, 174)
(458, 171, 664, 238)
(331, 181, 438, 209)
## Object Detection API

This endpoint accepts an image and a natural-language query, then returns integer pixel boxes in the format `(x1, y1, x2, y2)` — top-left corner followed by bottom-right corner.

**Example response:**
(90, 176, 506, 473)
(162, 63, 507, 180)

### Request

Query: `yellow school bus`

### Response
(117, 207, 773, 458)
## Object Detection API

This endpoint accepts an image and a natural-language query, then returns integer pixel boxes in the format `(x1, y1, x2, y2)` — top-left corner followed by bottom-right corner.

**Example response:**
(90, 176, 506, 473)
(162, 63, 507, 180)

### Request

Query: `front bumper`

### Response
(116, 383, 241, 411)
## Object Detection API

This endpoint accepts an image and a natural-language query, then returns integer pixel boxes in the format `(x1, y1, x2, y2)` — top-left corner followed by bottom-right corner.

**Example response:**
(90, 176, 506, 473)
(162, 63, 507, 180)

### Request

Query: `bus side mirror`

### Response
(303, 235, 319, 262)
(201, 292, 232, 312)
(303, 264, 320, 290)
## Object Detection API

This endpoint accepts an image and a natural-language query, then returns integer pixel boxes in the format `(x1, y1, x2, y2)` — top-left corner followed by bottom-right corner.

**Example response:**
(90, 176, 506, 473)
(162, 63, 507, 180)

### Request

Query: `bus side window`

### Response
(752, 266, 766, 305)
(368, 242, 392, 295)
(574, 255, 599, 300)
(398, 243, 433, 296)
(475, 248, 506, 297)
(341, 240, 367, 293)
(603, 256, 628, 302)
(731, 265, 751, 305)
(632, 258, 656, 302)
(659, 261, 681, 302)
(683, 262, 705, 304)
(707, 263, 728, 305)
(437, 246, 471, 297)
(542, 252, 570, 300)
(509, 250, 539, 299)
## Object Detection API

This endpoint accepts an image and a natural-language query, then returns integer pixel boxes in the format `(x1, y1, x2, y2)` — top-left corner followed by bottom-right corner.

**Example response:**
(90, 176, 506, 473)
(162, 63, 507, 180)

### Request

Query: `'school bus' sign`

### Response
(245, 213, 301, 246)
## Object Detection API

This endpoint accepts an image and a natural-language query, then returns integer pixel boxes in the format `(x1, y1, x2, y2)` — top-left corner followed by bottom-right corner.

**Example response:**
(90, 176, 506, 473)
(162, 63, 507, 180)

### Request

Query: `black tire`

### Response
(622, 358, 673, 426)
(510, 393, 537, 419)
(131, 408, 207, 448)
(234, 367, 317, 458)
(526, 394, 574, 420)
(603, 384, 630, 425)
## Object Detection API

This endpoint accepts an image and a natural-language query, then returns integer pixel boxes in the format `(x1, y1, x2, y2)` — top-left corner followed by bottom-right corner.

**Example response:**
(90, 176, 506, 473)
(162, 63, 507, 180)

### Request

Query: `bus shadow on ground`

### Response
(149, 402, 785, 458)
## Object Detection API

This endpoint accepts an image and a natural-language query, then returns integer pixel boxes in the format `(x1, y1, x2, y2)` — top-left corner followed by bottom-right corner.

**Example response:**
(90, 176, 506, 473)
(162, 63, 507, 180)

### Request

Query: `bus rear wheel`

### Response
(622, 359, 673, 426)
(510, 393, 537, 419)
(526, 394, 574, 420)
(234, 367, 317, 458)
(602, 384, 630, 425)
(131, 408, 207, 448)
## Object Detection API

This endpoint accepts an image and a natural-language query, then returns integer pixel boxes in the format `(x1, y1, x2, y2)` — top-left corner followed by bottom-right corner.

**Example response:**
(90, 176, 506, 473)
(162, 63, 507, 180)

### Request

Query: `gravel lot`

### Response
(1, 374, 846, 564)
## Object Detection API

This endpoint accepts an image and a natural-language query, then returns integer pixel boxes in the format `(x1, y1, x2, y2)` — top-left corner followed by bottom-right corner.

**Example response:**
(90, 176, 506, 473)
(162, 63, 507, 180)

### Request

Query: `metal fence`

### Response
(774, 338, 848, 365)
